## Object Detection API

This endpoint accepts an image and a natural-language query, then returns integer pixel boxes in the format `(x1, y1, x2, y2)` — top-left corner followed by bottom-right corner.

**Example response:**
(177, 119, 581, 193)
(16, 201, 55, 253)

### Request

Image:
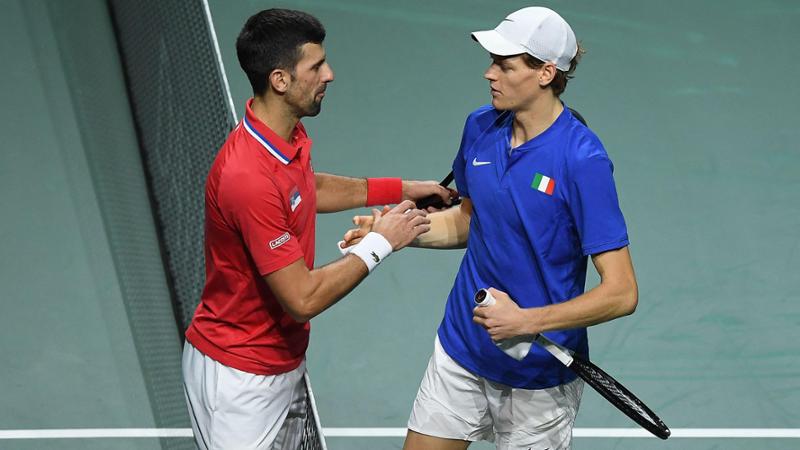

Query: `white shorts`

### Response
(182, 341, 308, 450)
(408, 337, 584, 450)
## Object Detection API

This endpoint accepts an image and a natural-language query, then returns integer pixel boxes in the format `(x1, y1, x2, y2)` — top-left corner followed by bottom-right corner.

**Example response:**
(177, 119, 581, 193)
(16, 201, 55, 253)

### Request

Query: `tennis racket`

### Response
(416, 172, 462, 210)
(474, 289, 671, 440)
(415, 107, 588, 210)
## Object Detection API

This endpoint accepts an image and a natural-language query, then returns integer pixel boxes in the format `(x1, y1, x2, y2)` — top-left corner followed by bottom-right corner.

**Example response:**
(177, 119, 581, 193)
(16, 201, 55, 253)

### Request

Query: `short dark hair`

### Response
(236, 9, 326, 95)
(523, 42, 585, 97)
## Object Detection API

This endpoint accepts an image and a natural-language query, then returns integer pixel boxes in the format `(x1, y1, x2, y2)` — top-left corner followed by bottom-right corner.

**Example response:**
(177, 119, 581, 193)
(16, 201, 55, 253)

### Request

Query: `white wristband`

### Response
(337, 240, 353, 255)
(348, 232, 393, 272)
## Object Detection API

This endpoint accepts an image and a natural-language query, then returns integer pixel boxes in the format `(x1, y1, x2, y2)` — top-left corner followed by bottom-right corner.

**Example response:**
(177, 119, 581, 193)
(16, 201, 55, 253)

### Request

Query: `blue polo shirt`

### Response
(437, 104, 629, 389)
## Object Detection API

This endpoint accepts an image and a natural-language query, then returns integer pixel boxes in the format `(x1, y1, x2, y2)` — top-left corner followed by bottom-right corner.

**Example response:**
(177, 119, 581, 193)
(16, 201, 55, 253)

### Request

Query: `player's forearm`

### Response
(411, 200, 471, 249)
(284, 255, 370, 322)
(522, 246, 638, 333)
(315, 172, 367, 213)
(523, 277, 638, 334)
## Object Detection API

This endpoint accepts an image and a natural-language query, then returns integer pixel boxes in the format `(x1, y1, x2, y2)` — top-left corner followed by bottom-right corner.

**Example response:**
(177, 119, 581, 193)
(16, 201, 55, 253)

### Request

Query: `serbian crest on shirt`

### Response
(289, 186, 302, 212)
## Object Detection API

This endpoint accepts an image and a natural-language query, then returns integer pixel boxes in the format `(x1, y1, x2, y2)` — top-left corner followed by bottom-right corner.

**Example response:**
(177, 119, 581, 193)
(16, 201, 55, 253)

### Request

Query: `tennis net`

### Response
(110, 0, 328, 447)
(301, 373, 328, 450)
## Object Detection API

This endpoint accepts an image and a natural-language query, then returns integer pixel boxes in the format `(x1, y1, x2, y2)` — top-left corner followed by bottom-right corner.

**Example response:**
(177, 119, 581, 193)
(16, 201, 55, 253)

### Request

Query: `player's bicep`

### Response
(453, 196, 473, 240)
(459, 197, 473, 217)
(262, 257, 312, 321)
(591, 246, 637, 308)
(592, 246, 633, 280)
(220, 175, 304, 274)
(447, 196, 472, 247)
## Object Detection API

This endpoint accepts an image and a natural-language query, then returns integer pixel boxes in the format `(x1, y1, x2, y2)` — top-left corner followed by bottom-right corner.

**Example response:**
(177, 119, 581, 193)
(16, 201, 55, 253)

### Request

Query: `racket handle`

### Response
(533, 333, 574, 366)
(416, 195, 460, 210)
(415, 171, 459, 209)
(474, 289, 533, 361)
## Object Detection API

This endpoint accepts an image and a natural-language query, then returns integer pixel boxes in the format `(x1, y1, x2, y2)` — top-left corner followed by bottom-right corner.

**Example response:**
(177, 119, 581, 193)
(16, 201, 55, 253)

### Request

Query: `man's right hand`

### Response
(370, 200, 430, 250)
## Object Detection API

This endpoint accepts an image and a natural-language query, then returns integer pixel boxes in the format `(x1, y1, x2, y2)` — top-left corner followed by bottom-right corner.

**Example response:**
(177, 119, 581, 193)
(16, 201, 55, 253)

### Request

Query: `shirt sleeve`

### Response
(218, 172, 304, 275)
(452, 116, 472, 199)
(566, 145, 630, 256)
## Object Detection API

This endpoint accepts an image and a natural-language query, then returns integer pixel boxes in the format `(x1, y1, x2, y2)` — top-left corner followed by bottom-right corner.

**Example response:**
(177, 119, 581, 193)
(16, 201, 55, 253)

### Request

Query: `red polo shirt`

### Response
(185, 99, 316, 375)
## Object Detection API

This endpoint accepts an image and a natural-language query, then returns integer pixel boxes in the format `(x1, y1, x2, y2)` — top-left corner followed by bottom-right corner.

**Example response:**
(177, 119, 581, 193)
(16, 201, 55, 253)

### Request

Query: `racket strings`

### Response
(573, 358, 669, 437)
(585, 366, 655, 424)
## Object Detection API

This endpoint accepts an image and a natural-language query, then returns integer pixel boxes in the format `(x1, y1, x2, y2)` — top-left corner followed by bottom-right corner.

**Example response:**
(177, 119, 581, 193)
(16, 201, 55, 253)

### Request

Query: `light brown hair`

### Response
(522, 42, 585, 97)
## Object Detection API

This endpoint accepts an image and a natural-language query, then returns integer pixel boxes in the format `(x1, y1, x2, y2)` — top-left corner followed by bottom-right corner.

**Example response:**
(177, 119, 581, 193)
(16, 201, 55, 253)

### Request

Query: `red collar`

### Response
(242, 99, 308, 165)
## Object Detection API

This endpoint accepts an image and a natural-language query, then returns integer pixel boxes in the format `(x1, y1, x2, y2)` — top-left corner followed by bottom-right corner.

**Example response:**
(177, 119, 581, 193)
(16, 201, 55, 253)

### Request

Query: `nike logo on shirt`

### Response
(472, 158, 491, 166)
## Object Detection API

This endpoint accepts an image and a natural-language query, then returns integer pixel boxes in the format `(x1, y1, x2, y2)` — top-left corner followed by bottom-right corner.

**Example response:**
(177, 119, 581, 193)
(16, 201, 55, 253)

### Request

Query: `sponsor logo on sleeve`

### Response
(269, 232, 291, 250)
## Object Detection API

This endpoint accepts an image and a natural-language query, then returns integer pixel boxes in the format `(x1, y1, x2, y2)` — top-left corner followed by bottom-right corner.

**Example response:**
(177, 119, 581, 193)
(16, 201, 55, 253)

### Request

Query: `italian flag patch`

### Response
(531, 172, 555, 195)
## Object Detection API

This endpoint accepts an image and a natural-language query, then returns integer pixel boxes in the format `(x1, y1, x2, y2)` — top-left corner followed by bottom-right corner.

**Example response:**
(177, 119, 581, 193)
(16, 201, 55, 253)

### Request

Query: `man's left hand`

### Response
(472, 288, 534, 341)
(340, 205, 390, 250)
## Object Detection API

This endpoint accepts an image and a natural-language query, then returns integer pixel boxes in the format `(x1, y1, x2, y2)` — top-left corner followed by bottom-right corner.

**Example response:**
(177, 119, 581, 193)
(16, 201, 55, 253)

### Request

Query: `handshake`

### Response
(337, 200, 429, 255)
(336, 180, 458, 270)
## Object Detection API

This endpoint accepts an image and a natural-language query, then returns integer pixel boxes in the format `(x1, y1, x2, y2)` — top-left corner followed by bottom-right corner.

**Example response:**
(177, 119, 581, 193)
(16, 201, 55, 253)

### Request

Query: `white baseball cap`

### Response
(471, 6, 577, 71)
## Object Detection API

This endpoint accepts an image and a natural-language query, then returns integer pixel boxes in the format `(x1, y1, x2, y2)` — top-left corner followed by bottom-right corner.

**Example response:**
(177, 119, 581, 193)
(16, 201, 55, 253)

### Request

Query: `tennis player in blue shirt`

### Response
(343, 6, 638, 449)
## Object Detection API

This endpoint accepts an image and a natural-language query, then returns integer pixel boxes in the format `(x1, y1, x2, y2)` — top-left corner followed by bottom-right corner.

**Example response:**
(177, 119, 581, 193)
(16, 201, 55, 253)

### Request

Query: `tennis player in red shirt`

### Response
(181, 8, 453, 449)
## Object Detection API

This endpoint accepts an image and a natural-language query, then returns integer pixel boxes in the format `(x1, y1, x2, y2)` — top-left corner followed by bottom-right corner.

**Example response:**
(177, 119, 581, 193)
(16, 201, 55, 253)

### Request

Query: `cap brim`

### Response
(471, 29, 528, 56)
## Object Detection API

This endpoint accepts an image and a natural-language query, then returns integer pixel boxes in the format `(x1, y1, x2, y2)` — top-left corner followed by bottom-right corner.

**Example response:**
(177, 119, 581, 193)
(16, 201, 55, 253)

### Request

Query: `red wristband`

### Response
(366, 177, 402, 206)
